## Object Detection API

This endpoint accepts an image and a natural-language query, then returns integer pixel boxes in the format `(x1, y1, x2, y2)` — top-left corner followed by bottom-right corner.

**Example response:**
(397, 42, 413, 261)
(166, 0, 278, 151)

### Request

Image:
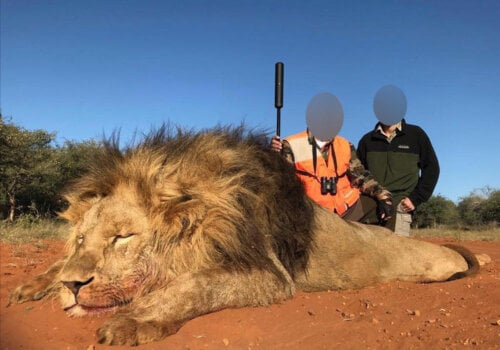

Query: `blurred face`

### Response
(373, 85, 407, 126)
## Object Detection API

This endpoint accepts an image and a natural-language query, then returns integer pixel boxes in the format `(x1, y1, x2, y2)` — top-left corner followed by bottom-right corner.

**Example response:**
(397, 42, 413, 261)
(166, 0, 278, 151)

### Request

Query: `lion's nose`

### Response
(62, 276, 94, 296)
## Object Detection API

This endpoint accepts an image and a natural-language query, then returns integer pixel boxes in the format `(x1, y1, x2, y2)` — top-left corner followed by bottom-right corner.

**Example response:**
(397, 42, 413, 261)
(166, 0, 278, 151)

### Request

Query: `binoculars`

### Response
(320, 176, 337, 195)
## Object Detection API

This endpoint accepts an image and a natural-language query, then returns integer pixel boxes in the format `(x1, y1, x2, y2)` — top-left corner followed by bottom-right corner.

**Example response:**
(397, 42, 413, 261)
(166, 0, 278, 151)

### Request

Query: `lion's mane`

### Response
(62, 125, 314, 281)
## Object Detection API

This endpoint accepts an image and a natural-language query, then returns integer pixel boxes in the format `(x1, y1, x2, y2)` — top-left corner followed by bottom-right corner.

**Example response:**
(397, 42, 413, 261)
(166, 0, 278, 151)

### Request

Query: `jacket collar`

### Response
(372, 119, 406, 140)
(306, 129, 333, 150)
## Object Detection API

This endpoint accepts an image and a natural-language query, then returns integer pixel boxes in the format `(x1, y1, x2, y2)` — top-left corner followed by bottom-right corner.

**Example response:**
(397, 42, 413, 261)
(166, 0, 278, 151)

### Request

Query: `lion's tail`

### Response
(442, 244, 480, 281)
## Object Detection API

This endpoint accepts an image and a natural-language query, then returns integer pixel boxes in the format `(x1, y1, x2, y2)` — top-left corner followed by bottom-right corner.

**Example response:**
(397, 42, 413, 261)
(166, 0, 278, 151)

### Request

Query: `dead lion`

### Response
(9, 126, 480, 346)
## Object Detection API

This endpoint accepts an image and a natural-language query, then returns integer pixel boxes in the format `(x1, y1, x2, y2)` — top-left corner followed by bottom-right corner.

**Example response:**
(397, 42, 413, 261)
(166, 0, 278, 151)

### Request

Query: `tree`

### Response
(55, 139, 102, 184)
(0, 116, 104, 220)
(414, 195, 459, 228)
(0, 116, 56, 221)
(46, 139, 102, 212)
(457, 194, 483, 226)
(478, 189, 500, 224)
(457, 187, 499, 226)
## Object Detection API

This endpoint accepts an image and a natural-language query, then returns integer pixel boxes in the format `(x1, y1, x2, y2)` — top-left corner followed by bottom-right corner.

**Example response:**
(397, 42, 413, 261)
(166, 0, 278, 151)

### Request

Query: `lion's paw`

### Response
(97, 316, 181, 346)
(97, 317, 139, 346)
(8, 283, 50, 306)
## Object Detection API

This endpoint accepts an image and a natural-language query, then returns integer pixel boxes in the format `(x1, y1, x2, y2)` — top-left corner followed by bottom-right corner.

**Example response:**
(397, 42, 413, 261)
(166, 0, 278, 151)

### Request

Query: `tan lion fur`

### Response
(10, 125, 479, 346)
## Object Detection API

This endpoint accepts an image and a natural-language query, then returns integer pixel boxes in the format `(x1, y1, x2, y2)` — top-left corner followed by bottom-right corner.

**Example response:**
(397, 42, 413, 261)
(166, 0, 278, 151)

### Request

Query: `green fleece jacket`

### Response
(356, 119, 439, 208)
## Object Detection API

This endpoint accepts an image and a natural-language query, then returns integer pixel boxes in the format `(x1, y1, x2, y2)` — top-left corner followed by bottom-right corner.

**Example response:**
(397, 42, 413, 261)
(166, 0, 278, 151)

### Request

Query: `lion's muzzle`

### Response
(62, 276, 94, 298)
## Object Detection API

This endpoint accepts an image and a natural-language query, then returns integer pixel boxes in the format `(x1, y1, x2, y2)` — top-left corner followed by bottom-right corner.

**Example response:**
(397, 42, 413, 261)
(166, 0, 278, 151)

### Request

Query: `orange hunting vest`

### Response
(285, 131, 360, 215)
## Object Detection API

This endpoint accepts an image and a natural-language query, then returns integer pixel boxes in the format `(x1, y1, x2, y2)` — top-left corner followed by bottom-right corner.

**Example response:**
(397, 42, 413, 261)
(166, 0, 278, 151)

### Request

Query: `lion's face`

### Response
(57, 175, 223, 318)
(59, 186, 156, 316)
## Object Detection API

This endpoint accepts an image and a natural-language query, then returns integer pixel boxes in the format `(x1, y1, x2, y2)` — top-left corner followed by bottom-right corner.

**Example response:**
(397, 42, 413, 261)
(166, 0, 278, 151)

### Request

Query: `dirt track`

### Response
(1, 239, 499, 350)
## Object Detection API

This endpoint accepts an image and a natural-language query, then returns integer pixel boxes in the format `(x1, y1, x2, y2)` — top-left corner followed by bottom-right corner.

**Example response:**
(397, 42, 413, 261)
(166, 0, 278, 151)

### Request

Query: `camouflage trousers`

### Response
(341, 195, 379, 225)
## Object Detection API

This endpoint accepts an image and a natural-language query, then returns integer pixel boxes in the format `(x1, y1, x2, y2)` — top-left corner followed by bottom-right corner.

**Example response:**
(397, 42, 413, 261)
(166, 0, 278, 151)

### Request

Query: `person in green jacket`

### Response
(357, 85, 440, 235)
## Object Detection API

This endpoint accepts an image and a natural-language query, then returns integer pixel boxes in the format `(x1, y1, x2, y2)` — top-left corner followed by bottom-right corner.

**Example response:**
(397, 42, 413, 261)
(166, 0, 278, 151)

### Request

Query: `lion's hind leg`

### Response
(8, 259, 65, 306)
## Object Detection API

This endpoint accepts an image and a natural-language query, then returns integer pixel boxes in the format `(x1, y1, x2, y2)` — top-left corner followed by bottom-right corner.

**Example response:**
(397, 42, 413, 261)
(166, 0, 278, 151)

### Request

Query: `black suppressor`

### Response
(275, 62, 284, 109)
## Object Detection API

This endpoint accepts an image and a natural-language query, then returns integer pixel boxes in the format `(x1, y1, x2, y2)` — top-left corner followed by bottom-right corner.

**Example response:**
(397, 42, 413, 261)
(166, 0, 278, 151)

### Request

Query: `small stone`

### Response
(406, 309, 420, 316)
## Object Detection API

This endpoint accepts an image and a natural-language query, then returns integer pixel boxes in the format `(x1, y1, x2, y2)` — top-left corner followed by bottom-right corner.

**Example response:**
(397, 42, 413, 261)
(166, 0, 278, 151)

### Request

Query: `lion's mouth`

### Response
(64, 299, 131, 316)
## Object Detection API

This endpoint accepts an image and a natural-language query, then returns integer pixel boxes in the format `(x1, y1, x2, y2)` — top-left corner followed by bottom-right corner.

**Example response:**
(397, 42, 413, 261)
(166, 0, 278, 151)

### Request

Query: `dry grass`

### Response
(411, 227, 500, 242)
(0, 219, 70, 243)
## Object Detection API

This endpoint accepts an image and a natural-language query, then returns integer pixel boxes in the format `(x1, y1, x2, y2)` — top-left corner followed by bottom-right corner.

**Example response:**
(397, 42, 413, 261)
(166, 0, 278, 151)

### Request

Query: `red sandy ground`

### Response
(1, 239, 499, 350)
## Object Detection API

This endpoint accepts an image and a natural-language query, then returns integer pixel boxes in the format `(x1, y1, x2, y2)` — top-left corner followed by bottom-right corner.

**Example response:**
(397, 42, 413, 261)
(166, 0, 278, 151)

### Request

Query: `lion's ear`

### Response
(59, 196, 99, 224)
(59, 203, 89, 224)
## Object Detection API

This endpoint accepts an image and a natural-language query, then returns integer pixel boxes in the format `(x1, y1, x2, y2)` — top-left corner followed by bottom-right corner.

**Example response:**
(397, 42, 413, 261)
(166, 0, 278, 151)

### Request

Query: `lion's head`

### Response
(57, 125, 314, 316)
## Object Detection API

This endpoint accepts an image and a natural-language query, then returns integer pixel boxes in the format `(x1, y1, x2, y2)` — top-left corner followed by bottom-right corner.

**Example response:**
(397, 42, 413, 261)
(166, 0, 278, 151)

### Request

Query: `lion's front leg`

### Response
(8, 259, 65, 306)
(97, 268, 294, 346)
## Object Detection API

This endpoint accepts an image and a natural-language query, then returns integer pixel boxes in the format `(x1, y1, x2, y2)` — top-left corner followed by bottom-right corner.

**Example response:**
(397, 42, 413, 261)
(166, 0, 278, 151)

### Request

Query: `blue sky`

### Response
(1, 0, 499, 203)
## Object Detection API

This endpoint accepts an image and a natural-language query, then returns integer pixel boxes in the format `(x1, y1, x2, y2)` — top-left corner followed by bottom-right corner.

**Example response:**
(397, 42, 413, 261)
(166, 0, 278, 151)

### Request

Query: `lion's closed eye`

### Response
(111, 234, 135, 246)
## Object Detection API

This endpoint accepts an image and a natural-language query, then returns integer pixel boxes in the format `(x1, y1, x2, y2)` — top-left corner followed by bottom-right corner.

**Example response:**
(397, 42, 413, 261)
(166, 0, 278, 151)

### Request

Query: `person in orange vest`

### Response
(271, 92, 393, 224)
(271, 130, 393, 224)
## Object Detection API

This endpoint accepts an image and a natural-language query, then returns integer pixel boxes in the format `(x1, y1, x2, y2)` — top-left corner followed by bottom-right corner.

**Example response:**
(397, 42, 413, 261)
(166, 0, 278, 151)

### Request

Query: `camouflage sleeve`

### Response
(347, 143, 391, 201)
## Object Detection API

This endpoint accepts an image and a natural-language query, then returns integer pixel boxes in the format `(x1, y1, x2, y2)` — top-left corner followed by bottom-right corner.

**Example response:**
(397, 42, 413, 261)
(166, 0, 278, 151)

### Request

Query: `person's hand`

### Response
(400, 197, 415, 212)
(376, 197, 393, 223)
(271, 135, 282, 152)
